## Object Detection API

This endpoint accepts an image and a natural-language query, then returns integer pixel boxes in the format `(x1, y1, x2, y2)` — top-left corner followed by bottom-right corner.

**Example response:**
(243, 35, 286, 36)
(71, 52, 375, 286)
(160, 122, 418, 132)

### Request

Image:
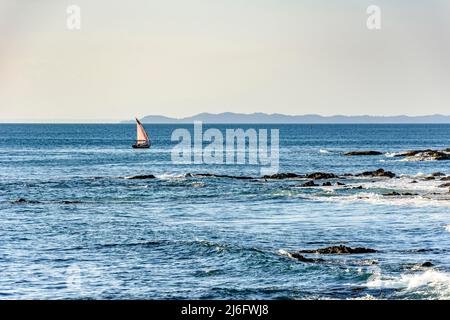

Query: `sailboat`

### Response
(132, 118, 151, 149)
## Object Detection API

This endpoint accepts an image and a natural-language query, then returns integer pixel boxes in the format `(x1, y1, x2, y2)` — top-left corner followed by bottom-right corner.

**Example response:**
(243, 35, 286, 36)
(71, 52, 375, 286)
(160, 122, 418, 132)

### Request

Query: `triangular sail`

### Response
(136, 118, 149, 142)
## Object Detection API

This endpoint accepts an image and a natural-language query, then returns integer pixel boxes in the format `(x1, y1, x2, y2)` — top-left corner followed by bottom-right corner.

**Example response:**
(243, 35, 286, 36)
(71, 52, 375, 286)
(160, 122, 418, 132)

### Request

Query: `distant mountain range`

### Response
(122, 112, 450, 124)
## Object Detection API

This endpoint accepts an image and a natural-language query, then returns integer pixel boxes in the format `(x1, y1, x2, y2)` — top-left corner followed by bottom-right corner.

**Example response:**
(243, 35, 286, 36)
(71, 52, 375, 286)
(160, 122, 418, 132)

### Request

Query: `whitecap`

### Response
(384, 152, 397, 158)
(365, 270, 450, 298)
(319, 149, 330, 154)
(277, 249, 293, 259)
(445, 225, 450, 233)
(156, 173, 186, 180)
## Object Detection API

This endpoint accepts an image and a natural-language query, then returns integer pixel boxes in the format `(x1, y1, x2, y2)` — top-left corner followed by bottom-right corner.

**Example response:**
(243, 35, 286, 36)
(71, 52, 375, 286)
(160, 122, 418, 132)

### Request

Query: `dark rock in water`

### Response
(262, 173, 303, 180)
(298, 245, 377, 255)
(306, 172, 338, 179)
(297, 180, 319, 187)
(438, 182, 450, 188)
(186, 173, 253, 180)
(432, 172, 445, 177)
(421, 262, 434, 267)
(290, 253, 322, 263)
(12, 198, 41, 204)
(394, 149, 432, 157)
(357, 168, 396, 178)
(411, 180, 418, 184)
(352, 186, 364, 190)
(440, 176, 450, 181)
(403, 261, 435, 270)
(395, 149, 449, 161)
(424, 176, 435, 180)
(336, 182, 346, 186)
(125, 175, 156, 180)
(383, 191, 418, 196)
(444, 148, 450, 152)
(343, 151, 383, 156)
(383, 191, 401, 196)
(60, 200, 83, 204)
(322, 182, 332, 186)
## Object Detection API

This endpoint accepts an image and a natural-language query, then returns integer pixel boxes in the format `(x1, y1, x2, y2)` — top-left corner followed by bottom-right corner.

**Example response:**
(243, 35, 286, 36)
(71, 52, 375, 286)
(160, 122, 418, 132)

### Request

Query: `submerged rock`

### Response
(396, 150, 449, 161)
(298, 245, 377, 255)
(438, 182, 450, 188)
(296, 180, 319, 187)
(403, 261, 435, 270)
(60, 200, 83, 204)
(336, 181, 346, 186)
(186, 173, 253, 180)
(322, 182, 332, 186)
(262, 173, 303, 180)
(395, 149, 432, 157)
(356, 168, 396, 178)
(421, 262, 434, 267)
(343, 151, 383, 156)
(382, 191, 401, 196)
(306, 172, 338, 179)
(383, 191, 418, 196)
(290, 253, 323, 263)
(12, 198, 41, 204)
(125, 175, 156, 180)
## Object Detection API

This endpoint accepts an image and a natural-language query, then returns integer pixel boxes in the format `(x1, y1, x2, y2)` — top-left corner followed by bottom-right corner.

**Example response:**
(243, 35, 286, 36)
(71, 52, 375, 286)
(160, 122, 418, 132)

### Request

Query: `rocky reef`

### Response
(343, 151, 383, 156)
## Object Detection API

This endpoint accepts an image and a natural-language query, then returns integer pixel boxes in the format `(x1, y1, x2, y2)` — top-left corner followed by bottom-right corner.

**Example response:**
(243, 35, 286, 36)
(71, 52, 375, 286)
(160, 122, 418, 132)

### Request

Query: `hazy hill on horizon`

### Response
(122, 112, 450, 124)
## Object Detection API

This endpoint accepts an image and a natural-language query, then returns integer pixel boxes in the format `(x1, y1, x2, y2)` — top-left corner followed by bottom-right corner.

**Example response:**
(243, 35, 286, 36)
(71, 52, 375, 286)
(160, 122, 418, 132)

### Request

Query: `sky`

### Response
(0, 0, 450, 122)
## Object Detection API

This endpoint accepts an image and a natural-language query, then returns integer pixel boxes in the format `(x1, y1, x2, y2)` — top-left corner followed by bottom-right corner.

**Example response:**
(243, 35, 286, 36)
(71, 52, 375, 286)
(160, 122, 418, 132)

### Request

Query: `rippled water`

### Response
(0, 124, 449, 299)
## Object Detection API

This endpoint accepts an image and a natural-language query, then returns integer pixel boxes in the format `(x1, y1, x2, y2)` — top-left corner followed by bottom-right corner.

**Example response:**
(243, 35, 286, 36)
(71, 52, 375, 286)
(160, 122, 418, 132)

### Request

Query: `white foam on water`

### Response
(349, 294, 376, 300)
(277, 249, 293, 259)
(365, 270, 450, 299)
(445, 225, 450, 233)
(157, 173, 186, 180)
(384, 152, 397, 158)
(362, 176, 442, 192)
(317, 192, 450, 207)
(319, 149, 330, 154)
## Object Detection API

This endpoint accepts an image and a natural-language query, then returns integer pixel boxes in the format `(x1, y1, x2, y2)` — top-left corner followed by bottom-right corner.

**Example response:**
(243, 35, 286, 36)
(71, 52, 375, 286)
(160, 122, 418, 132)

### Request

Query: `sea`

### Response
(0, 123, 449, 300)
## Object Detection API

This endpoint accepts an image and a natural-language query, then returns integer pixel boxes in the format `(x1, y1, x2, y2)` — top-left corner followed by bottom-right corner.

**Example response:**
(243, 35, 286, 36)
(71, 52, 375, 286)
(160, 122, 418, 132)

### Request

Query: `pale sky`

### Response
(1, 0, 450, 122)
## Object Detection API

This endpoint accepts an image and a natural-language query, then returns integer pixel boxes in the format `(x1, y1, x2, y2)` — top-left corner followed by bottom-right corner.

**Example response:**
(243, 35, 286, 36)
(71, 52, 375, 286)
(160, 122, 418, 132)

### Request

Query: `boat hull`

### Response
(132, 142, 150, 149)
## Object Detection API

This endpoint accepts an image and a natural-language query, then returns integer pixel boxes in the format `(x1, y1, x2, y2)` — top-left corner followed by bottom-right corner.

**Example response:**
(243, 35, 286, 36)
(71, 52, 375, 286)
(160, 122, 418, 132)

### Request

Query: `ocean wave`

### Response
(156, 173, 186, 180)
(321, 193, 450, 207)
(365, 270, 450, 299)
(319, 149, 330, 154)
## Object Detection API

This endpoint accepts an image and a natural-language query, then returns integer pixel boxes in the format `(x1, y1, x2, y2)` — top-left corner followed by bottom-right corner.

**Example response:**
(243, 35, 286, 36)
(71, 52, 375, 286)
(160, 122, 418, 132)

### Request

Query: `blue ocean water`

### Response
(0, 123, 449, 299)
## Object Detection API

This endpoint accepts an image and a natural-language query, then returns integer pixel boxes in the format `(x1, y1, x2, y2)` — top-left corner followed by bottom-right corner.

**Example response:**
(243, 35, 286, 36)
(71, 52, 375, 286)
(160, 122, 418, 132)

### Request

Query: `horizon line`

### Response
(2, 112, 450, 124)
